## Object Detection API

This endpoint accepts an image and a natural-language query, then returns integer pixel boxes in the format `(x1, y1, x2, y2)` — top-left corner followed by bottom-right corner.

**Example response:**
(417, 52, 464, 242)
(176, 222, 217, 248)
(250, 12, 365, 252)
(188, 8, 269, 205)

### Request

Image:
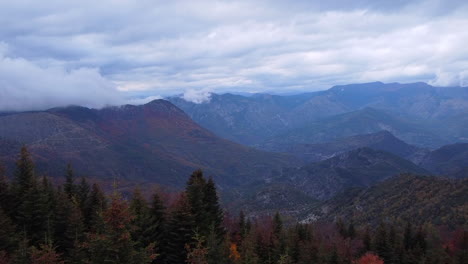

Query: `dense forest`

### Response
(0, 147, 466, 264)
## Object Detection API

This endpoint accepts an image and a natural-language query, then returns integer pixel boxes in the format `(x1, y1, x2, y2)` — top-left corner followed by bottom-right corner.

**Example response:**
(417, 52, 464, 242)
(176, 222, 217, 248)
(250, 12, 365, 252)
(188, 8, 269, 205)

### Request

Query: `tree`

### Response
(186, 170, 208, 236)
(76, 177, 90, 212)
(373, 223, 390, 263)
(143, 191, 167, 263)
(0, 165, 13, 217)
(83, 184, 107, 232)
(0, 207, 17, 253)
(13, 146, 35, 198)
(166, 194, 194, 264)
(186, 233, 208, 264)
(203, 178, 225, 239)
(129, 187, 149, 248)
(355, 252, 384, 264)
(64, 164, 76, 199)
(16, 182, 48, 246)
(85, 193, 154, 264)
(30, 244, 64, 264)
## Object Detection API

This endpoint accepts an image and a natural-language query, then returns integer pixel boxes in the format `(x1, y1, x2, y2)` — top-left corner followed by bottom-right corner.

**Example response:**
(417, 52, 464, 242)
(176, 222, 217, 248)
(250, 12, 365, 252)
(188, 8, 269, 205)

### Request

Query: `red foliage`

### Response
(30, 244, 64, 264)
(355, 252, 384, 264)
(103, 194, 134, 231)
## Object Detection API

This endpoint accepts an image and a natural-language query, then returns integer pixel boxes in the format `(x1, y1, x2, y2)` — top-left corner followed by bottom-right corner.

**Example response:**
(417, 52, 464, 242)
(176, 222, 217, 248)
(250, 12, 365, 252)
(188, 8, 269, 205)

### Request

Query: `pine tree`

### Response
(83, 184, 107, 232)
(13, 146, 35, 198)
(129, 188, 149, 248)
(185, 233, 208, 264)
(0, 207, 17, 253)
(64, 164, 76, 199)
(76, 177, 90, 211)
(16, 182, 48, 246)
(373, 223, 391, 264)
(85, 193, 154, 264)
(186, 170, 208, 236)
(166, 193, 195, 264)
(12, 237, 31, 264)
(239, 210, 247, 240)
(30, 244, 64, 264)
(0, 164, 13, 216)
(143, 191, 167, 263)
(203, 178, 225, 239)
(53, 191, 73, 254)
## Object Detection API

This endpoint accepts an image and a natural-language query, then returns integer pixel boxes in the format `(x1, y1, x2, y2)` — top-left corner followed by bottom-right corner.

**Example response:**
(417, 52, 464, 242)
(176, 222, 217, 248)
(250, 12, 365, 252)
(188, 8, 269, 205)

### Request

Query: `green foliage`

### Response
(166, 193, 194, 264)
(0, 148, 465, 264)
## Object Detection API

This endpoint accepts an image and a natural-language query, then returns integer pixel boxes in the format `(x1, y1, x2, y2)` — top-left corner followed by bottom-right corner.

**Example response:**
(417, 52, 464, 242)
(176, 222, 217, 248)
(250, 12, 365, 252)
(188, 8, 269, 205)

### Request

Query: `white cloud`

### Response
(0, 0, 468, 111)
(182, 88, 212, 104)
(125, 95, 162, 105)
(0, 45, 125, 111)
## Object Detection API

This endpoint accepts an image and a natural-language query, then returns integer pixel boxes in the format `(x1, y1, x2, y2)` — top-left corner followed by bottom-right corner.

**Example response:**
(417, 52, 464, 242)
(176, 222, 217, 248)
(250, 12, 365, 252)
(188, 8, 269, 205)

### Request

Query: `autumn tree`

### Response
(355, 252, 384, 264)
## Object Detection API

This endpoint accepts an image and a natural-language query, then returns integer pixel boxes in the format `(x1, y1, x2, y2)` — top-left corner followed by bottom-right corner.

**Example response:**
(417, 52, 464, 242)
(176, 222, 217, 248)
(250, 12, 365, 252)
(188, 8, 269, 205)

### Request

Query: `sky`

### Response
(1, 0, 468, 110)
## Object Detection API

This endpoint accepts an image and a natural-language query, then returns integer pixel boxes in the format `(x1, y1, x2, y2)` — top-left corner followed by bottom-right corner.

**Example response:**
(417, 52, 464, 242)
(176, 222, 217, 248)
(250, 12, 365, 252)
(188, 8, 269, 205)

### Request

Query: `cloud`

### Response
(125, 95, 163, 105)
(1, 0, 468, 111)
(182, 88, 212, 104)
(0, 44, 125, 111)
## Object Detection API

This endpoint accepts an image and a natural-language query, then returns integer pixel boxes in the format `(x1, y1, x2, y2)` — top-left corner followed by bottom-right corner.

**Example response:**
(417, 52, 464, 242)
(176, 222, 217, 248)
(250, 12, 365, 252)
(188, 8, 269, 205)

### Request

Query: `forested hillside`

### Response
(0, 147, 466, 264)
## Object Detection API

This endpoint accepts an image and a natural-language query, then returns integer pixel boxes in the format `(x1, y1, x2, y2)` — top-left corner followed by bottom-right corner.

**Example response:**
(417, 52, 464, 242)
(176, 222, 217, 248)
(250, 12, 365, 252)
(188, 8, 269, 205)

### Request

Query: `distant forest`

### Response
(0, 147, 466, 264)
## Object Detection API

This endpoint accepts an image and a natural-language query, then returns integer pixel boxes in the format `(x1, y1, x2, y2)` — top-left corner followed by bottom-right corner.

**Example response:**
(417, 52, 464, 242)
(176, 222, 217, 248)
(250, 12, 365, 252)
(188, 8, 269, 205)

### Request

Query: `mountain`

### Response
(261, 107, 446, 149)
(277, 148, 428, 200)
(277, 130, 428, 163)
(228, 183, 319, 220)
(304, 174, 468, 227)
(169, 82, 468, 148)
(0, 100, 298, 188)
(419, 143, 468, 178)
(168, 93, 330, 145)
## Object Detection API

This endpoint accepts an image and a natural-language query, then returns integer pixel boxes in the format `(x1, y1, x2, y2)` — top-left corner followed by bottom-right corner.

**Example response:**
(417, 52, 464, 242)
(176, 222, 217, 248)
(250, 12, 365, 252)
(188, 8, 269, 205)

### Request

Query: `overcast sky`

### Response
(1, 0, 468, 110)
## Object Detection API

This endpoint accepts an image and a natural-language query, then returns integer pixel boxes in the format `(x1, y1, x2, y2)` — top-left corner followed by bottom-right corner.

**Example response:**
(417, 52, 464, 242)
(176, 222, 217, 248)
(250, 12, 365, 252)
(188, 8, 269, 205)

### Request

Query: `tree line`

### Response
(0, 147, 466, 263)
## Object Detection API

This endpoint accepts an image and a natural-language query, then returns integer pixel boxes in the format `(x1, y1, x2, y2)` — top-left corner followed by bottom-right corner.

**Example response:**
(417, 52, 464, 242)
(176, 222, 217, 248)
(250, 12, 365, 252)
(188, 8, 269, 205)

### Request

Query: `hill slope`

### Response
(279, 130, 427, 163)
(261, 107, 444, 149)
(419, 143, 468, 178)
(0, 100, 298, 188)
(277, 148, 428, 200)
(305, 174, 468, 227)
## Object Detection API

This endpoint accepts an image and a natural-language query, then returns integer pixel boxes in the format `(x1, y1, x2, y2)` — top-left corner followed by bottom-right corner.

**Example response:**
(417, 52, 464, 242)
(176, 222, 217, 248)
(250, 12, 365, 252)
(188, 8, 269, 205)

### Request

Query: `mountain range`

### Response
(0, 100, 297, 188)
(1, 81, 467, 223)
(169, 82, 468, 148)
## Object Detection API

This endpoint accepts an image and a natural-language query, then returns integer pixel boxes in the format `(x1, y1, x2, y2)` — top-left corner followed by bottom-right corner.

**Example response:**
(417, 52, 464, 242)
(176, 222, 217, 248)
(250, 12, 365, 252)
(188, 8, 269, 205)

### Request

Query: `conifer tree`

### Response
(83, 184, 107, 231)
(185, 233, 208, 264)
(166, 193, 194, 264)
(0, 164, 13, 216)
(0, 207, 17, 253)
(186, 170, 208, 236)
(16, 182, 48, 246)
(76, 177, 90, 219)
(53, 191, 73, 254)
(129, 188, 149, 248)
(373, 223, 391, 263)
(13, 146, 35, 198)
(64, 164, 76, 199)
(203, 178, 225, 240)
(143, 191, 167, 263)
(239, 210, 247, 240)
(30, 244, 64, 264)
(85, 193, 154, 264)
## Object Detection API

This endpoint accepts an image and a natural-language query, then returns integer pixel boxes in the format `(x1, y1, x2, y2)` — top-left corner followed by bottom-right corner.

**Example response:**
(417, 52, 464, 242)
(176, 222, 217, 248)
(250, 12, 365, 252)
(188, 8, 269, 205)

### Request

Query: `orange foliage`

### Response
(355, 252, 384, 264)
(229, 243, 241, 261)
